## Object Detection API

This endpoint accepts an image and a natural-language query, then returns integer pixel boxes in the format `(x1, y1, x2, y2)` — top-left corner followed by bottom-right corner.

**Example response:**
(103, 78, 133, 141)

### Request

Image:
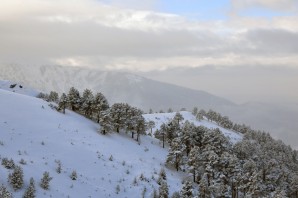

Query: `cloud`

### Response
(0, 0, 298, 71)
(231, 0, 298, 13)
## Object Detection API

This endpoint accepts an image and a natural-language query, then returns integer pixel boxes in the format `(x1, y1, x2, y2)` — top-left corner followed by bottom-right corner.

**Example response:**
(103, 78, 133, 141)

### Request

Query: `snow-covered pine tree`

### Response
(67, 87, 81, 111)
(148, 120, 155, 135)
(40, 171, 52, 190)
(98, 110, 112, 135)
(188, 146, 200, 183)
(48, 91, 59, 103)
(81, 89, 94, 118)
(180, 121, 195, 156)
(135, 116, 146, 142)
(23, 177, 36, 198)
(109, 103, 128, 133)
(0, 185, 12, 198)
(8, 165, 24, 190)
(92, 92, 109, 123)
(166, 137, 184, 171)
(180, 181, 193, 198)
(159, 180, 169, 198)
(192, 107, 198, 116)
(173, 112, 184, 125)
(58, 93, 67, 114)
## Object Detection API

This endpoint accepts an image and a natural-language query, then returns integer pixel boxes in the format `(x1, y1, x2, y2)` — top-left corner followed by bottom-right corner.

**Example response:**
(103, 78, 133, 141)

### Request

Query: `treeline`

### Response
(155, 112, 298, 197)
(38, 87, 146, 141)
(192, 107, 251, 134)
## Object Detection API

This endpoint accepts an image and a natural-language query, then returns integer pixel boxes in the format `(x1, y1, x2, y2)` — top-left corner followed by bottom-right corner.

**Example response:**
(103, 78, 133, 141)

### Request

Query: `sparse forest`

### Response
(34, 88, 298, 197)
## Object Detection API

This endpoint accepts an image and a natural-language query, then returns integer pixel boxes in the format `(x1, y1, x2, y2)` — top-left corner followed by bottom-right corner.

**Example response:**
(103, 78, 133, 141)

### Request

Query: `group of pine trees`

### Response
(39, 87, 146, 141)
(38, 90, 298, 197)
(0, 157, 54, 198)
(192, 107, 251, 133)
(155, 112, 298, 197)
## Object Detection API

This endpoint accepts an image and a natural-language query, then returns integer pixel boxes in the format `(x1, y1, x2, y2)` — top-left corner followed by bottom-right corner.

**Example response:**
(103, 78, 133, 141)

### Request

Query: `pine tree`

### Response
(48, 91, 59, 103)
(159, 181, 169, 198)
(0, 185, 12, 198)
(180, 181, 193, 198)
(67, 87, 81, 111)
(92, 92, 109, 123)
(58, 93, 67, 114)
(8, 165, 24, 190)
(70, 170, 77, 180)
(188, 146, 200, 182)
(173, 112, 184, 125)
(81, 89, 94, 118)
(98, 110, 112, 135)
(166, 137, 184, 171)
(135, 116, 146, 142)
(148, 121, 155, 134)
(192, 107, 198, 116)
(109, 103, 128, 133)
(40, 171, 52, 190)
(23, 177, 36, 198)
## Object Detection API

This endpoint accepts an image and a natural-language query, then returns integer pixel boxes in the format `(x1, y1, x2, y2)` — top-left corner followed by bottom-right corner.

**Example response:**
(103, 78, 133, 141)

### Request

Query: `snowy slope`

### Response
(0, 89, 184, 197)
(0, 80, 38, 97)
(143, 111, 242, 144)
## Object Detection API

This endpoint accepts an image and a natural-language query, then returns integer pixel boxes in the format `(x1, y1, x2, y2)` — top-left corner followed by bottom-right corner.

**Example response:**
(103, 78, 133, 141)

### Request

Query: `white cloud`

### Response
(0, 0, 298, 72)
(231, 0, 298, 12)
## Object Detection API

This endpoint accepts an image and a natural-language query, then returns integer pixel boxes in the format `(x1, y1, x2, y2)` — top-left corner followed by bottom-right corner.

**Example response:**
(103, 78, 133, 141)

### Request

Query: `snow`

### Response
(143, 111, 243, 144)
(0, 89, 184, 197)
(0, 80, 39, 97)
(0, 84, 243, 197)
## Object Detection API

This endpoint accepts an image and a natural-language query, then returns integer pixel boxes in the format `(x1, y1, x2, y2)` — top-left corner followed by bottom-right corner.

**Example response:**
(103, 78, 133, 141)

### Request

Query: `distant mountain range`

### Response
(1, 64, 298, 149)
(0, 64, 233, 111)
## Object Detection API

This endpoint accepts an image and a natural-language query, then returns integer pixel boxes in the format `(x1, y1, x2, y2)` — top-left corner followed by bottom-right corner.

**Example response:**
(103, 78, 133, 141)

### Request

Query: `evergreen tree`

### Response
(148, 121, 155, 134)
(98, 110, 112, 135)
(58, 93, 67, 114)
(188, 146, 200, 182)
(192, 107, 198, 116)
(135, 116, 146, 142)
(159, 181, 169, 198)
(8, 165, 24, 190)
(180, 181, 193, 198)
(40, 171, 52, 190)
(173, 112, 184, 125)
(92, 92, 109, 123)
(0, 185, 12, 198)
(166, 137, 184, 171)
(81, 89, 94, 118)
(23, 177, 36, 198)
(48, 91, 59, 103)
(109, 103, 128, 133)
(67, 87, 81, 111)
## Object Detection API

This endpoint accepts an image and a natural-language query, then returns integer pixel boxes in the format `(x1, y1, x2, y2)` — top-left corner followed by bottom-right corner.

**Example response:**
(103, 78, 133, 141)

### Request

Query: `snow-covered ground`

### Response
(143, 111, 243, 144)
(0, 80, 38, 97)
(0, 86, 242, 197)
(0, 89, 184, 197)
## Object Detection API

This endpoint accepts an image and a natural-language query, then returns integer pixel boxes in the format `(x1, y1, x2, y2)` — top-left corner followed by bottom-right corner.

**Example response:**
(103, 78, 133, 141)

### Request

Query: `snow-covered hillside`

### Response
(0, 80, 38, 97)
(0, 89, 184, 197)
(143, 111, 242, 144)
(0, 85, 244, 197)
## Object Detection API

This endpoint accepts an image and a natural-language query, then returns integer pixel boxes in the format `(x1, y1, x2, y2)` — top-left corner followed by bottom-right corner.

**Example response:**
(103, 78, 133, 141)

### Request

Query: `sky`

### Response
(1, 0, 298, 104)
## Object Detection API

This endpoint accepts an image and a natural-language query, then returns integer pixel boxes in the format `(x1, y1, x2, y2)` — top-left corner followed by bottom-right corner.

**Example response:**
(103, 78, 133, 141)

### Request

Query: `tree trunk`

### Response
(193, 169, 196, 182)
(175, 153, 179, 171)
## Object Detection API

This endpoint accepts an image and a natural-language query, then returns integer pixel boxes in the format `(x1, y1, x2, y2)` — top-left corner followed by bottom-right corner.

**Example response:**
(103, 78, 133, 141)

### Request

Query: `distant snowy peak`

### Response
(0, 64, 234, 111)
(143, 111, 243, 144)
(0, 80, 39, 97)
